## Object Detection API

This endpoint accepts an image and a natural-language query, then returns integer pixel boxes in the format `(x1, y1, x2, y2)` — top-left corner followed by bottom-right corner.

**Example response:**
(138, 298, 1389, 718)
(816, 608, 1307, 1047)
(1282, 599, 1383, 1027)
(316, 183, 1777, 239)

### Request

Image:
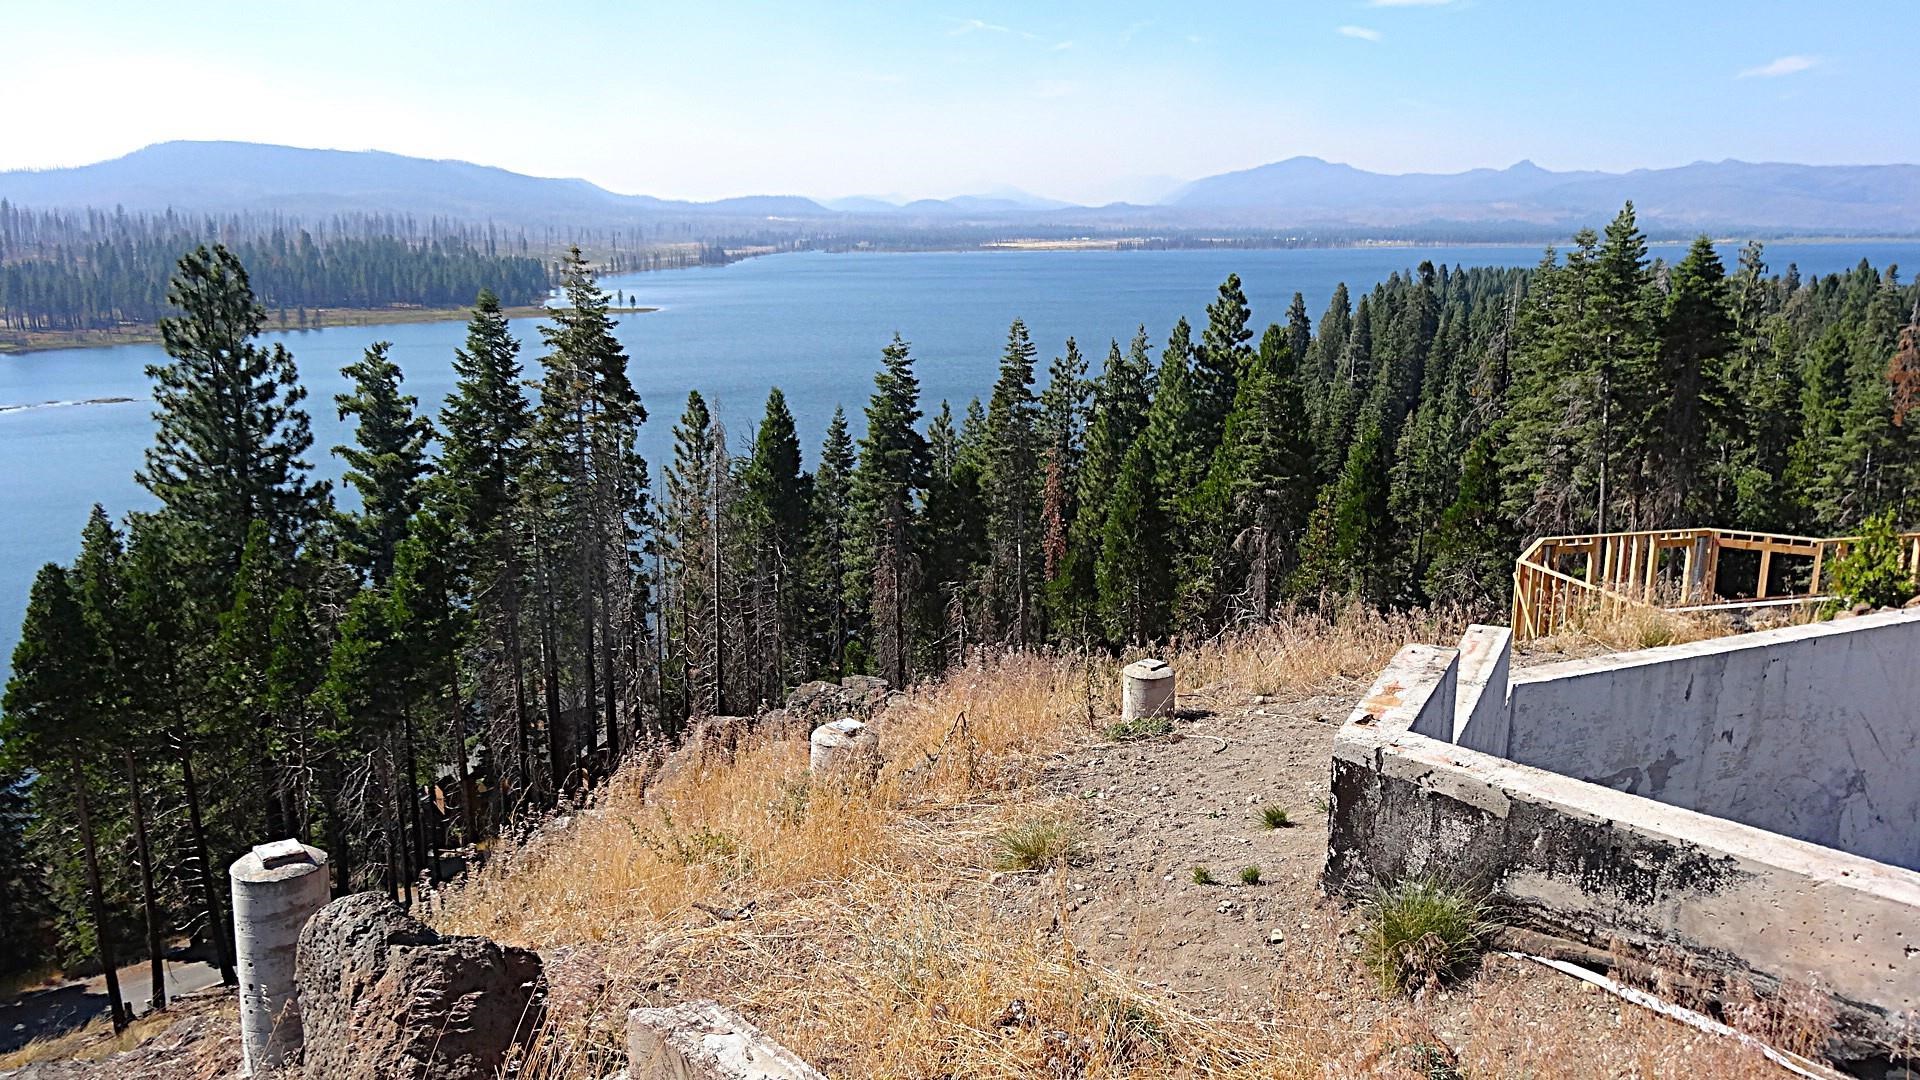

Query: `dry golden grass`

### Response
(427, 604, 1794, 1078)
(1532, 602, 1734, 656)
(0, 996, 233, 1072)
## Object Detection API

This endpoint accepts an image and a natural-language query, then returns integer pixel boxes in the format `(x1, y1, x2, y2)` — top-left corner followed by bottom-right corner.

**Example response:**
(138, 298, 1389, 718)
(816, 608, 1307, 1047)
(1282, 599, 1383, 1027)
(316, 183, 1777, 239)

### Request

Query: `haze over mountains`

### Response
(4, 140, 1918, 237)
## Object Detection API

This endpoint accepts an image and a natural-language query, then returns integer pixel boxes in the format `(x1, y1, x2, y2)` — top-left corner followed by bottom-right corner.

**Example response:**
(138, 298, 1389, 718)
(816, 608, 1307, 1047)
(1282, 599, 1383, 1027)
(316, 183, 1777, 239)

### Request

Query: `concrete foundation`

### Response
(628, 1001, 826, 1080)
(231, 839, 331, 1076)
(1121, 658, 1175, 722)
(1325, 619, 1920, 1068)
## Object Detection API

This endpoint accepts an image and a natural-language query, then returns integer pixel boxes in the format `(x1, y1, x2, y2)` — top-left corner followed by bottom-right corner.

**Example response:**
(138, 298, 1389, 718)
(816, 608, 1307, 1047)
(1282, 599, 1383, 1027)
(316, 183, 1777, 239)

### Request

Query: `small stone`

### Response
(1268, 928, 1286, 944)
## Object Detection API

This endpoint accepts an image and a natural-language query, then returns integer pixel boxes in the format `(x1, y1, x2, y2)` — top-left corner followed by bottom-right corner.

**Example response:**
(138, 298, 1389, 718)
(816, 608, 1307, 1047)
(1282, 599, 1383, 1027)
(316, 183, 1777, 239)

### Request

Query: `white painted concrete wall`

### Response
(1504, 610, 1920, 870)
(1452, 624, 1512, 755)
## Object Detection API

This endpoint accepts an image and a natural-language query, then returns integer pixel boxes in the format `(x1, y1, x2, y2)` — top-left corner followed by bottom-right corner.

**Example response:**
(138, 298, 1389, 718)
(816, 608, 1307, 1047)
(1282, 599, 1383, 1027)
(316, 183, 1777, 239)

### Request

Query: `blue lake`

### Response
(3, 240, 1916, 674)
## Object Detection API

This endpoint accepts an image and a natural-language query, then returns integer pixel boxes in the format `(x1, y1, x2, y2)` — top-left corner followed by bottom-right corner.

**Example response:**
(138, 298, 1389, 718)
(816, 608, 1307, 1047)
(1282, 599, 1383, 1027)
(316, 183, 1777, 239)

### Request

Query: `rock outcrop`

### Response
(296, 892, 544, 1079)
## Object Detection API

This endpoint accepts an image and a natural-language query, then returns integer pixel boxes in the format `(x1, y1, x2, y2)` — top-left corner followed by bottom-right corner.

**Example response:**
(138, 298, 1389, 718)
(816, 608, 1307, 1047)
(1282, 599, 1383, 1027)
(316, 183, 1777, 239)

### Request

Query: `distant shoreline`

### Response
(0, 304, 658, 356)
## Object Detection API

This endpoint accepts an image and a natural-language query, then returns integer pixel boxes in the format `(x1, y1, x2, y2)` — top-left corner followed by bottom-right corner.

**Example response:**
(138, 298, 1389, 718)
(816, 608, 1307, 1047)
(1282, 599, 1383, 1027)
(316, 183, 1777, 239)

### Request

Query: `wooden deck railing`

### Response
(1511, 526, 1920, 640)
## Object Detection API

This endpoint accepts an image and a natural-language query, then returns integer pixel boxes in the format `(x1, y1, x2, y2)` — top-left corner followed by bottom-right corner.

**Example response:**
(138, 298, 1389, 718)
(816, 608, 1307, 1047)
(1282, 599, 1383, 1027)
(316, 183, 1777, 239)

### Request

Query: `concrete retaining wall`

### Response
(1326, 642, 1920, 1065)
(1503, 610, 1920, 869)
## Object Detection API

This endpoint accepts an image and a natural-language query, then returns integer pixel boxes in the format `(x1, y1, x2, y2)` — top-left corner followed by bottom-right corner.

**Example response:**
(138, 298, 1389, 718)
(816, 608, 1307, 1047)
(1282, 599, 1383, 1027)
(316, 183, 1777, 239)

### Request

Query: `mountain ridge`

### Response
(5, 140, 1919, 235)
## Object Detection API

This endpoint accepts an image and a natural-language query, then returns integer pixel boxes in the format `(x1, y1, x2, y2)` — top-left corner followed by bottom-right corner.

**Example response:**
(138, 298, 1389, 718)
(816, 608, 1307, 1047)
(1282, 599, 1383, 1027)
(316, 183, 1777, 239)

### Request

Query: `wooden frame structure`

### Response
(1511, 526, 1920, 640)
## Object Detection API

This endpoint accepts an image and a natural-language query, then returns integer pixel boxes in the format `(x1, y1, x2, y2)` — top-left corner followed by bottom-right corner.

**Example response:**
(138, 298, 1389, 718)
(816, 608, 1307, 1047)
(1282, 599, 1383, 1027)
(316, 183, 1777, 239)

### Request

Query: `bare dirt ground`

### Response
(990, 671, 1798, 1078)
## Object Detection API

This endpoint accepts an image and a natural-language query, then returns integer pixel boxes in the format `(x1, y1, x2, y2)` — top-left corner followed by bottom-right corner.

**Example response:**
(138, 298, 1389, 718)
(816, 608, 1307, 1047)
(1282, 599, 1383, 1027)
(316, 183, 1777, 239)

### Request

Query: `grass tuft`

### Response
(1191, 865, 1217, 886)
(1105, 712, 1175, 742)
(992, 813, 1080, 871)
(1238, 865, 1261, 885)
(1258, 804, 1292, 829)
(1360, 877, 1495, 997)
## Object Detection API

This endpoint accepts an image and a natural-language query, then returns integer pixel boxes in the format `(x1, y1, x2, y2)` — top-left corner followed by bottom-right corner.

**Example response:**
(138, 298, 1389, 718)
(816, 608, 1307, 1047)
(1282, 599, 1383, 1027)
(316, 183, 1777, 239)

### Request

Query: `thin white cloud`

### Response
(1738, 54, 1818, 78)
(945, 16, 1037, 40)
(1338, 25, 1383, 41)
(1051, 39, 1074, 51)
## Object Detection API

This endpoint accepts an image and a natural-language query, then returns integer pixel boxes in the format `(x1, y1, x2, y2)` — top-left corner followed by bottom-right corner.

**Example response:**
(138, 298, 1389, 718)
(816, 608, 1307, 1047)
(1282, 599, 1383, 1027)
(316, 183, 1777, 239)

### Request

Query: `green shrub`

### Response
(1828, 510, 1917, 611)
(1190, 865, 1216, 885)
(1257, 804, 1292, 829)
(993, 814, 1080, 871)
(1360, 878, 1494, 996)
(1105, 712, 1175, 742)
(1238, 865, 1261, 885)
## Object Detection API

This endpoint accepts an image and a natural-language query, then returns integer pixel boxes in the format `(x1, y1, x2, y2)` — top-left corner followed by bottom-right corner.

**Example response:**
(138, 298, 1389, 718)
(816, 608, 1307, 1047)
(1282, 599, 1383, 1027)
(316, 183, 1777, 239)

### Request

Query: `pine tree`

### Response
(663, 392, 721, 718)
(807, 408, 858, 677)
(851, 335, 927, 686)
(1424, 433, 1515, 614)
(737, 389, 811, 702)
(1651, 236, 1734, 522)
(141, 245, 327, 593)
(437, 290, 535, 799)
(1183, 324, 1318, 622)
(1192, 274, 1254, 445)
(1097, 441, 1171, 642)
(70, 509, 169, 1013)
(336, 341, 433, 584)
(981, 319, 1042, 646)
(527, 247, 650, 765)
(2, 565, 128, 1029)
(1329, 407, 1395, 601)
(1060, 331, 1153, 641)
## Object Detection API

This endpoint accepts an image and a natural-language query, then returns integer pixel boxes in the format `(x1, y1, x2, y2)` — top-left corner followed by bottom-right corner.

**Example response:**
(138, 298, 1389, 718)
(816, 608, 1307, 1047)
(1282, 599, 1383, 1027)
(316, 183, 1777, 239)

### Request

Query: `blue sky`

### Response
(3, 1, 1910, 203)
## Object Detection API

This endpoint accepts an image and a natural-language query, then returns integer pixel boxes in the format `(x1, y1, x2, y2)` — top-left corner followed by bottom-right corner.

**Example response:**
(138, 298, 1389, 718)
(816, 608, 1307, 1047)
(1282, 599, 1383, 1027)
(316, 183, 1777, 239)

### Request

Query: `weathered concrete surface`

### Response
(1121, 658, 1175, 722)
(296, 893, 544, 1079)
(1326, 644, 1920, 1067)
(808, 717, 879, 774)
(1351, 642, 1458, 742)
(230, 839, 331, 1076)
(1504, 609, 1920, 868)
(1450, 624, 1511, 755)
(627, 1001, 825, 1080)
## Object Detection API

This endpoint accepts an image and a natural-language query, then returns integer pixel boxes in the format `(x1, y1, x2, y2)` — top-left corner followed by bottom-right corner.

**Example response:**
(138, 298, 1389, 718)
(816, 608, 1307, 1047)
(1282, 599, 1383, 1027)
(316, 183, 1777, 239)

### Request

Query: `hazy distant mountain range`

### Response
(4, 141, 1918, 237)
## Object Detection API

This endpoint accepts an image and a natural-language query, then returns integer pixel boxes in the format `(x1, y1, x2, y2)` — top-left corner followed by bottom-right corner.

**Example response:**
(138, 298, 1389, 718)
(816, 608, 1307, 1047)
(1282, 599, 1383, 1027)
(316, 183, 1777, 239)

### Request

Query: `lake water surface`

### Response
(4, 241, 1917, 673)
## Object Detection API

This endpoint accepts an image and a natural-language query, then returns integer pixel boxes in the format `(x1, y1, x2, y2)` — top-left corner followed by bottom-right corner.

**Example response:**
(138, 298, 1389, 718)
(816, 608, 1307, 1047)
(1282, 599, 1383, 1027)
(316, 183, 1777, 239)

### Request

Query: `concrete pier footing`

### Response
(809, 718, 876, 773)
(1121, 658, 1175, 722)
(230, 839, 330, 1076)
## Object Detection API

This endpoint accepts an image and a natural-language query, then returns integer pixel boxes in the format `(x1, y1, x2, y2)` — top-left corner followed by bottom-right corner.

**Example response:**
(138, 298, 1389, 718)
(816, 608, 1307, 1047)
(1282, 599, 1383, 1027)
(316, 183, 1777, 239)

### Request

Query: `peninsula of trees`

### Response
(4, 203, 1918, 1028)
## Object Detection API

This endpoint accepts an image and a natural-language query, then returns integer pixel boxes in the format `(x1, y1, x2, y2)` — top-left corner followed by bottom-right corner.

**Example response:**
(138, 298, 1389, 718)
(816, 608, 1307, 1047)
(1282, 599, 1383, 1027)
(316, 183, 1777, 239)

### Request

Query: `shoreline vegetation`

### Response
(7, 231, 1913, 356)
(0, 304, 658, 356)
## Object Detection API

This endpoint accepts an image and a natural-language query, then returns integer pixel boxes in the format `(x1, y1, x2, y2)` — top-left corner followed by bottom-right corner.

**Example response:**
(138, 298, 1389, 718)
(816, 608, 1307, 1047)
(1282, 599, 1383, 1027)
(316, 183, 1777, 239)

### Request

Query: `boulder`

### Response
(296, 892, 544, 1080)
(781, 676, 890, 726)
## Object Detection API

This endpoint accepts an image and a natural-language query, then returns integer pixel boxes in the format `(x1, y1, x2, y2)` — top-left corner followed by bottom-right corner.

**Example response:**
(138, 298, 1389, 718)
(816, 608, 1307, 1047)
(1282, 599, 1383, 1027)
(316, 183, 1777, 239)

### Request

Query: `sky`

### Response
(2, 1, 1913, 205)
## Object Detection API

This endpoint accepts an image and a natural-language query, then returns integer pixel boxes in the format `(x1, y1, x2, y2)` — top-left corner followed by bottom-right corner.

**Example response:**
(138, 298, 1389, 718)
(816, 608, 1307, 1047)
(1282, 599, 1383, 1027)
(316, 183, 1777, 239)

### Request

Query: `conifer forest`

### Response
(5, 202, 1920, 1027)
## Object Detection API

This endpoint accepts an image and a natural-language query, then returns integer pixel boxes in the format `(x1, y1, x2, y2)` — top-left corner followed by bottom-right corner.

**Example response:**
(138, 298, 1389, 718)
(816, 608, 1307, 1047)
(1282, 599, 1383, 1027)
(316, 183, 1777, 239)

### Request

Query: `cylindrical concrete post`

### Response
(809, 718, 877, 773)
(1121, 659, 1175, 722)
(230, 839, 330, 1076)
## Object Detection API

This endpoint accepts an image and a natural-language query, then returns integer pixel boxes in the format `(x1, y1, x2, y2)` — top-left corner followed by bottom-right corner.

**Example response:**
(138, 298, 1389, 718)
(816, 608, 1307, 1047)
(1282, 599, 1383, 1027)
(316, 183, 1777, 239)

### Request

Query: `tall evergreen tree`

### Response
(850, 335, 927, 686)
(336, 341, 433, 585)
(437, 290, 536, 800)
(2, 565, 127, 1030)
(807, 407, 858, 677)
(981, 319, 1042, 646)
(139, 243, 329, 601)
(737, 388, 811, 703)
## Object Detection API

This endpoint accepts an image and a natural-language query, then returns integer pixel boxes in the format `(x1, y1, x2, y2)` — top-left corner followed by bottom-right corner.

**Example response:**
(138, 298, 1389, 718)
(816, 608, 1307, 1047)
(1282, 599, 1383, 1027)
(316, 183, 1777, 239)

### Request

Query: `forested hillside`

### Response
(3, 202, 1917, 1023)
(0, 204, 553, 332)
